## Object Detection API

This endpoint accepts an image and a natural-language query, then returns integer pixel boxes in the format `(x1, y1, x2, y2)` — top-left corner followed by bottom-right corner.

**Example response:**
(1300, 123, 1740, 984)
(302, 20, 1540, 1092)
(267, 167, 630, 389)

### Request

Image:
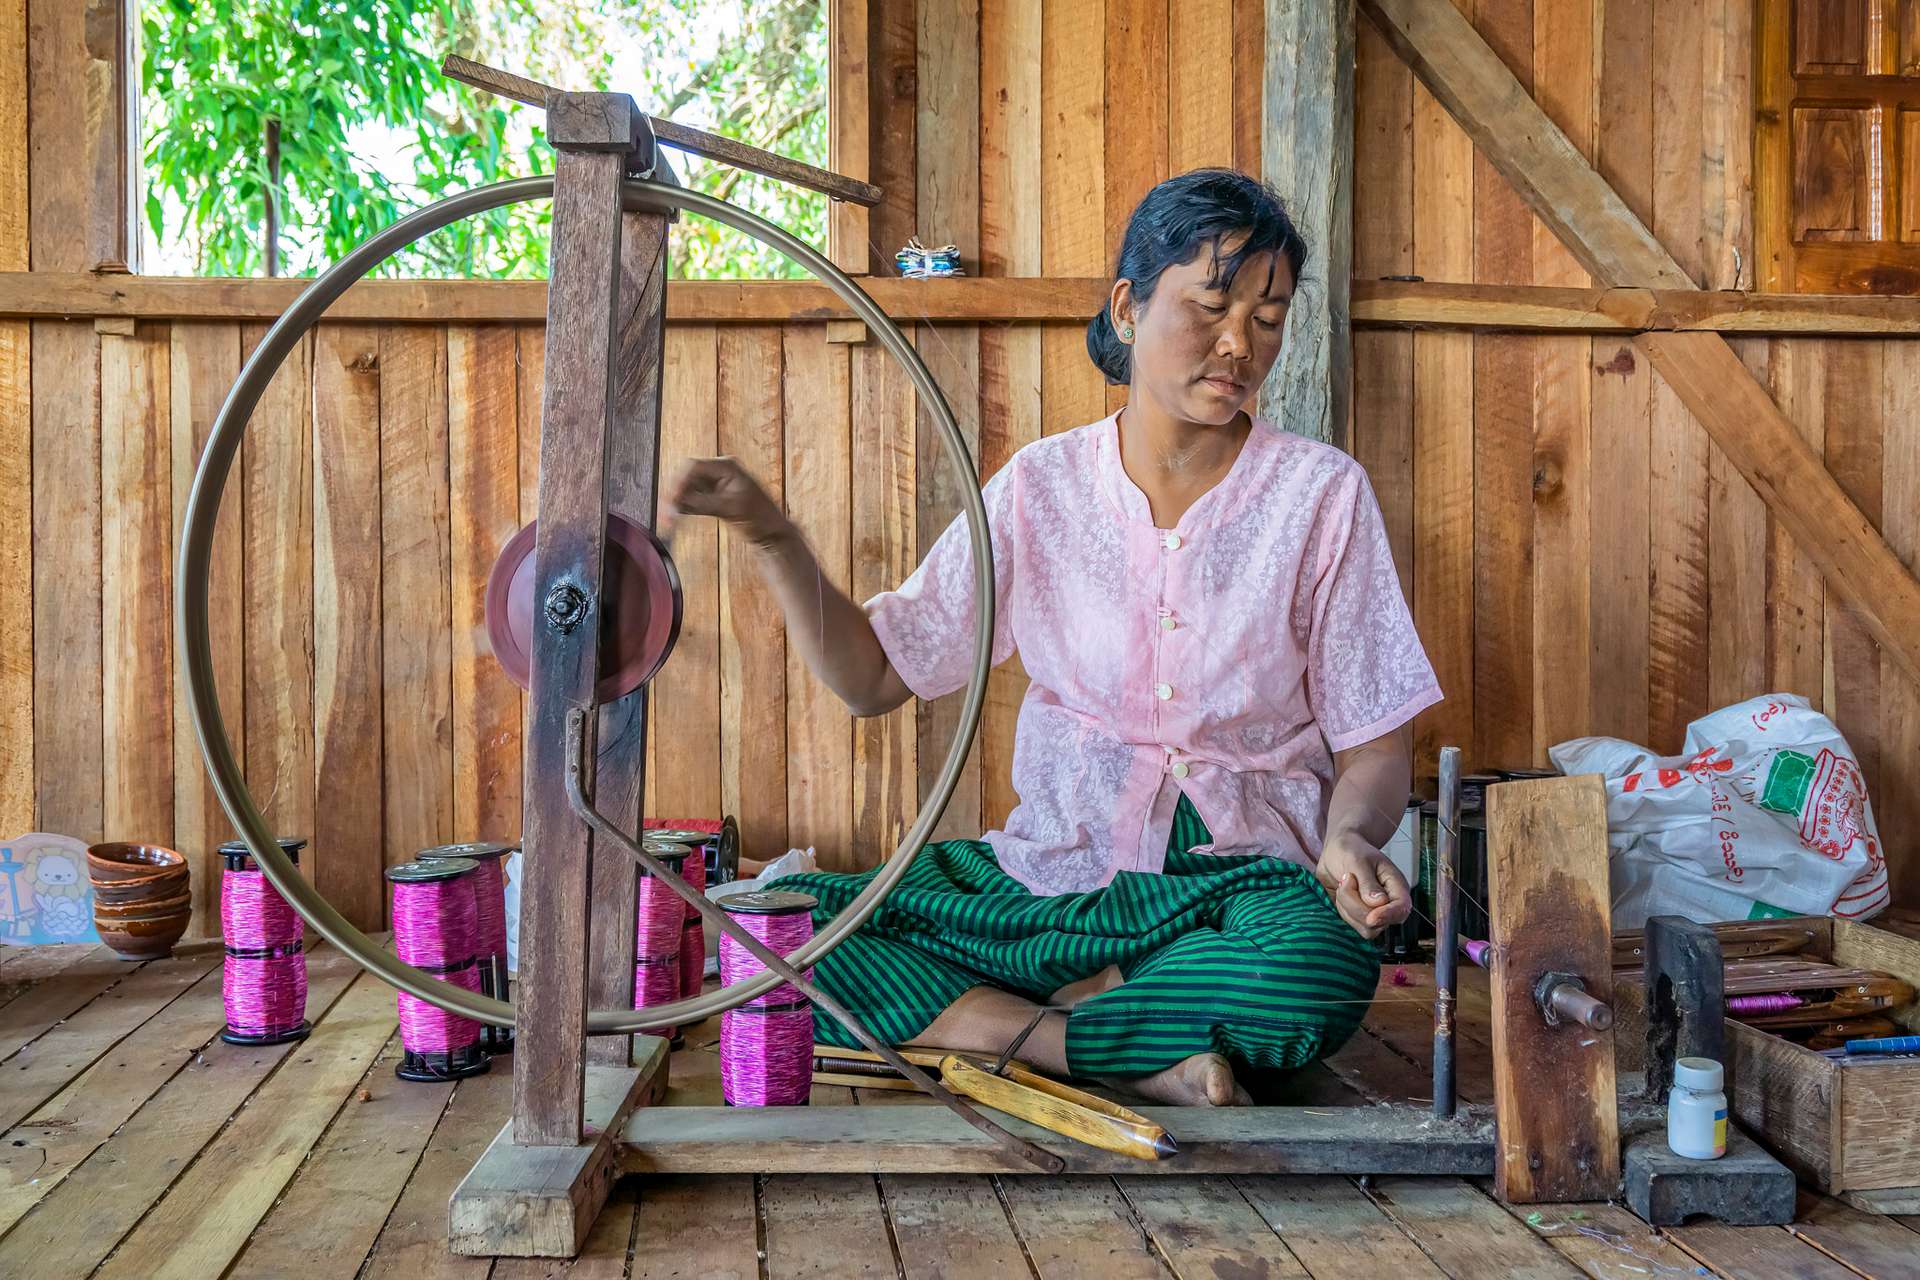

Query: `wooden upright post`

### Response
(451, 95, 675, 1257)
(514, 92, 652, 1145)
(584, 208, 672, 1066)
(1260, 0, 1355, 446)
(1485, 774, 1619, 1203)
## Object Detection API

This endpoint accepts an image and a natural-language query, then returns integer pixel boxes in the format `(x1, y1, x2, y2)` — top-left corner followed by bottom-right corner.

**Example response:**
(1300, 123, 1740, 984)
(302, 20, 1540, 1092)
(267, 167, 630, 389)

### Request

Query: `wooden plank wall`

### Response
(5, 0, 1918, 935)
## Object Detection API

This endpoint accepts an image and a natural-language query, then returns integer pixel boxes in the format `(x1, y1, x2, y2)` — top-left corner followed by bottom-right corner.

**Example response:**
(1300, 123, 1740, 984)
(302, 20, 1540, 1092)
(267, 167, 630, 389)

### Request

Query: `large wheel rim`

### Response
(176, 175, 995, 1031)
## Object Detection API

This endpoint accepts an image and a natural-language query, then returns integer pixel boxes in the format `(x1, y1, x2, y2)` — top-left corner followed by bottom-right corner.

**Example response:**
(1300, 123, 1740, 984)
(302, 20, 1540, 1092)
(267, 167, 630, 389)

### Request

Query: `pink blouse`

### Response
(865, 414, 1443, 896)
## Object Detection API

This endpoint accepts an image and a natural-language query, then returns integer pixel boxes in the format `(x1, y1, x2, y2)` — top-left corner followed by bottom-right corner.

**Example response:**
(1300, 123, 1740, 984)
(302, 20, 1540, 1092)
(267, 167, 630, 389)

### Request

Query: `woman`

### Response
(668, 169, 1441, 1106)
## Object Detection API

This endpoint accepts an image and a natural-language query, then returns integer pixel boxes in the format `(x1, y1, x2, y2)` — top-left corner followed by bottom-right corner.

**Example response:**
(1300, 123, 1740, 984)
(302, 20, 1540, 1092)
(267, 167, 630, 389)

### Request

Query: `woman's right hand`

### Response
(664, 456, 789, 547)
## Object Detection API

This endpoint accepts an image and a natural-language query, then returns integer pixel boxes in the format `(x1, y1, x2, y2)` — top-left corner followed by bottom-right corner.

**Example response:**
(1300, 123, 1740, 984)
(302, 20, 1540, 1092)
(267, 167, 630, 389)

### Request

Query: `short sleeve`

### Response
(864, 463, 1020, 701)
(1305, 466, 1443, 751)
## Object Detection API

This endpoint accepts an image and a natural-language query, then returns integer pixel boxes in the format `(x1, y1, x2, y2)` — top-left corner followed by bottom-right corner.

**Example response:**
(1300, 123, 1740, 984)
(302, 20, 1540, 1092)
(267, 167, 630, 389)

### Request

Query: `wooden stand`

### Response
(449, 90, 669, 1256)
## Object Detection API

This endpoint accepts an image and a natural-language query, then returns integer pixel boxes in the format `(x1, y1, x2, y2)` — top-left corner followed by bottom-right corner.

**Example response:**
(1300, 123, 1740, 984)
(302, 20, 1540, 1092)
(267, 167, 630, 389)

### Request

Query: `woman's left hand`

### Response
(1315, 833, 1412, 938)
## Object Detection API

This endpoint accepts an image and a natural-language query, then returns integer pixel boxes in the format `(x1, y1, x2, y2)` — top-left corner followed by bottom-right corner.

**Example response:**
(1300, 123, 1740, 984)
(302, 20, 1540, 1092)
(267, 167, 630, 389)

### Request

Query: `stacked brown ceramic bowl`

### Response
(88, 843, 192, 960)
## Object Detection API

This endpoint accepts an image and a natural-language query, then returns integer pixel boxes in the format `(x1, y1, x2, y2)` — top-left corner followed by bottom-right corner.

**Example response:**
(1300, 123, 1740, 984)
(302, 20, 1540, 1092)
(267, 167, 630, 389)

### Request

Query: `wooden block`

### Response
(824, 319, 868, 344)
(1622, 1124, 1796, 1227)
(449, 1043, 669, 1258)
(546, 91, 651, 156)
(1485, 773, 1619, 1203)
(619, 1103, 1495, 1176)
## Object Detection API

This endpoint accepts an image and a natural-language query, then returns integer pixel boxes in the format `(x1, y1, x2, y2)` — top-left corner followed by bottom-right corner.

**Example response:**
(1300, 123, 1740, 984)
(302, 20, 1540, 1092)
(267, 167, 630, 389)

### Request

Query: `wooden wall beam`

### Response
(1260, 0, 1355, 446)
(7, 273, 1917, 335)
(1360, 0, 1920, 689)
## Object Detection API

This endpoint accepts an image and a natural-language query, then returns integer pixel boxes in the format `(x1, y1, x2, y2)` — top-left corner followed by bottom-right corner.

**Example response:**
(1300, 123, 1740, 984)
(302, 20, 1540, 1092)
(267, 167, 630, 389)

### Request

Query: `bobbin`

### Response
(719, 890, 818, 1107)
(217, 835, 312, 1046)
(634, 842, 690, 1040)
(418, 841, 518, 1054)
(387, 858, 493, 1083)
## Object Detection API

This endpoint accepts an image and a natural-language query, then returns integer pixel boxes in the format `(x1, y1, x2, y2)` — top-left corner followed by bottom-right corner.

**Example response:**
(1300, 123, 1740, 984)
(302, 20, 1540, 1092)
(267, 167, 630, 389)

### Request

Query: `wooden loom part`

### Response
(441, 54, 884, 207)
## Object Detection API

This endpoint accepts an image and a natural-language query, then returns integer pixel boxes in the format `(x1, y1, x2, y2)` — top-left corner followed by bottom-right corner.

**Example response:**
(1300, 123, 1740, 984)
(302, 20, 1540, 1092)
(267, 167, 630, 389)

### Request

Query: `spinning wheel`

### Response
(178, 172, 992, 1032)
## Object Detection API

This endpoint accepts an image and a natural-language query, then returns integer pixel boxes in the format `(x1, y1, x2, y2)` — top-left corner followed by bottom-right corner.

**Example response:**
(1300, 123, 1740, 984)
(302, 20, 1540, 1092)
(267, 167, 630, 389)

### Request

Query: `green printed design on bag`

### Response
(1758, 750, 1817, 815)
(1746, 900, 1796, 920)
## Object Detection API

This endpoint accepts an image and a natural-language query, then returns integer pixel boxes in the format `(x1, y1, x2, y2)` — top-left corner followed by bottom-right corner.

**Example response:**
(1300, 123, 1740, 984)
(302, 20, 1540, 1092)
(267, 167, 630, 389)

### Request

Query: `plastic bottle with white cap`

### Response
(1667, 1056, 1729, 1159)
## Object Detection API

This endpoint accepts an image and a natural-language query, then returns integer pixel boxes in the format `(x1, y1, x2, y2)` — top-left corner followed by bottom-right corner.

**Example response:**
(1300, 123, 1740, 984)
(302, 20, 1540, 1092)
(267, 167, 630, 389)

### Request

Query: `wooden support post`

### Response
(1359, 0, 1920, 690)
(583, 208, 671, 1067)
(514, 91, 652, 1145)
(1485, 774, 1619, 1204)
(1259, 0, 1354, 446)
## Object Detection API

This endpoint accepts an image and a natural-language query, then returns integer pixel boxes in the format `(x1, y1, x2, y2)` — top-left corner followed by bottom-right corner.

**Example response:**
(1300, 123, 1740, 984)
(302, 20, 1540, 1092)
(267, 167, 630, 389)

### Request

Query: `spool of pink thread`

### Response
(218, 836, 311, 1046)
(634, 844, 688, 1038)
(1727, 992, 1806, 1015)
(419, 841, 516, 1053)
(718, 890, 818, 1106)
(649, 830, 712, 1005)
(388, 858, 492, 1082)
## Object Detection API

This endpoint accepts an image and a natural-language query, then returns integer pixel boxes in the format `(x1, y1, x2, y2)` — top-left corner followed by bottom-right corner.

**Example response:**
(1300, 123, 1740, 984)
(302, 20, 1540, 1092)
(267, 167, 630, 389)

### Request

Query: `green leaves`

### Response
(140, 0, 829, 279)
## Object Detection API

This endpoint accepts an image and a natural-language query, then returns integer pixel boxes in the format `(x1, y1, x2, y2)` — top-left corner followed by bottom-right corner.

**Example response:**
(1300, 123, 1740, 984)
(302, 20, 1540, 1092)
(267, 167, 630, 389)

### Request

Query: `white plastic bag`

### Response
(1548, 694, 1888, 929)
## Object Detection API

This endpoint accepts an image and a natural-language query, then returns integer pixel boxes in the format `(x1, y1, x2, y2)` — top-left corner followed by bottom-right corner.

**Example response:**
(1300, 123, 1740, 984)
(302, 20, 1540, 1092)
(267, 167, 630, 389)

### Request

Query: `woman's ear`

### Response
(1110, 279, 1137, 342)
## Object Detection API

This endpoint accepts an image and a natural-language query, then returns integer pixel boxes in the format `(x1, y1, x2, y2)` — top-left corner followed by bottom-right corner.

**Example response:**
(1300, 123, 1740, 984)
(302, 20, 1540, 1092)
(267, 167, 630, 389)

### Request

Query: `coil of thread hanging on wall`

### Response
(419, 841, 516, 1053)
(718, 890, 818, 1106)
(387, 858, 491, 1082)
(218, 836, 312, 1046)
(634, 842, 689, 1040)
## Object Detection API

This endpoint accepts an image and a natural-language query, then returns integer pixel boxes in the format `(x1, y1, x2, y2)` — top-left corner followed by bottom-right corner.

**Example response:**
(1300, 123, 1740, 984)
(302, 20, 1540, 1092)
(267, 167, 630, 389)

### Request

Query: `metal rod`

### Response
(1540, 976, 1615, 1031)
(563, 709, 1066, 1175)
(1433, 745, 1462, 1119)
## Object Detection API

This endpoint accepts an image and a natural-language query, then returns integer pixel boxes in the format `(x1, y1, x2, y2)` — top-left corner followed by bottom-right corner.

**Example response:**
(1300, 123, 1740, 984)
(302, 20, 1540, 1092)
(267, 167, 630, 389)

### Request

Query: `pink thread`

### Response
(220, 865, 308, 1041)
(1461, 937, 1492, 967)
(467, 855, 509, 974)
(679, 844, 707, 1002)
(718, 892, 817, 1106)
(1728, 992, 1806, 1014)
(633, 854, 686, 1036)
(391, 867, 485, 1054)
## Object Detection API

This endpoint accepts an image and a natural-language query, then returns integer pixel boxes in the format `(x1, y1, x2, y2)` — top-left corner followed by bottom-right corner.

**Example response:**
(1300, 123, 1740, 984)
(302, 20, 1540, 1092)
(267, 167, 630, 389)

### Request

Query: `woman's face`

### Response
(1114, 237, 1295, 426)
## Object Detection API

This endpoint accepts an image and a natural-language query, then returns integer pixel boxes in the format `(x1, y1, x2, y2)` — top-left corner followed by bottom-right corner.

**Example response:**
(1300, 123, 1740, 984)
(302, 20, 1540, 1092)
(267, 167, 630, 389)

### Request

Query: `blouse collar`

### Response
(1095, 409, 1274, 535)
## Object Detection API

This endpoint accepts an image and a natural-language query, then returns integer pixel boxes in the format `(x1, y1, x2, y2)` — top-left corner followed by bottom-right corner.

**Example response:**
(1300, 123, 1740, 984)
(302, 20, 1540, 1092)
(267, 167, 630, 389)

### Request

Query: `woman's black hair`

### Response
(1086, 168, 1308, 385)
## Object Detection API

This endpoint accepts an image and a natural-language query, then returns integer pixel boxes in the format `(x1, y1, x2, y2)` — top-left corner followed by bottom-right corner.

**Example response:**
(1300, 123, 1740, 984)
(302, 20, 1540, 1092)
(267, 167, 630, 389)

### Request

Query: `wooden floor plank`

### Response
(1234, 1176, 1445, 1279)
(490, 1179, 640, 1280)
(998, 1177, 1169, 1280)
(762, 1174, 899, 1279)
(1786, 1194, 1920, 1279)
(225, 1036, 454, 1279)
(0, 942, 105, 983)
(1366, 1179, 1582, 1279)
(1665, 1223, 1863, 1280)
(359, 1063, 513, 1280)
(0, 967, 376, 1276)
(91, 975, 397, 1280)
(629, 1175, 759, 1280)
(880, 1174, 1035, 1279)
(0, 944, 361, 1236)
(0, 946, 140, 1061)
(1120, 1176, 1308, 1278)
(1506, 1200, 1705, 1280)
(0, 946, 217, 1130)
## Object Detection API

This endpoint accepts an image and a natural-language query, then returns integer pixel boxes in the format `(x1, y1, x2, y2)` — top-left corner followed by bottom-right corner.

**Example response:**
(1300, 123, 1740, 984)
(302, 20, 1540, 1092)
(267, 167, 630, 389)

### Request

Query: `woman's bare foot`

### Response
(1101, 1052, 1250, 1107)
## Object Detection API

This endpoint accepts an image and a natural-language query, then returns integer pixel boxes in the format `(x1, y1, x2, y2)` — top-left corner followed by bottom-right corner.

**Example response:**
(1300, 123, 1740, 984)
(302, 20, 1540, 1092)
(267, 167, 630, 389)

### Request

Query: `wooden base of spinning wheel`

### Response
(449, 1038, 671, 1258)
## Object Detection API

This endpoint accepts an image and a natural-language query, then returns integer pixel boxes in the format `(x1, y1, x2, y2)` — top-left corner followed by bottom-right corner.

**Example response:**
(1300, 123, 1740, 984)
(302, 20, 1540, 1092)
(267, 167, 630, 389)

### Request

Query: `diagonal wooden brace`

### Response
(1360, 0, 1920, 688)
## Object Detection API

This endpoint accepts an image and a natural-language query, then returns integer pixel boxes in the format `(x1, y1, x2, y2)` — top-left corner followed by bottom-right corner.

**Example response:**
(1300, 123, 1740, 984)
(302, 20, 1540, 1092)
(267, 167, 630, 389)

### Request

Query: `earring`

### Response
(1121, 326, 1134, 341)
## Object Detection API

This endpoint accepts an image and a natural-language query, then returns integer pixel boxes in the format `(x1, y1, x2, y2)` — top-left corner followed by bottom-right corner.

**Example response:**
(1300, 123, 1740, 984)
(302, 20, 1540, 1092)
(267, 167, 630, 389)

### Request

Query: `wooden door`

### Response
(1757, 0, 1920, 292)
